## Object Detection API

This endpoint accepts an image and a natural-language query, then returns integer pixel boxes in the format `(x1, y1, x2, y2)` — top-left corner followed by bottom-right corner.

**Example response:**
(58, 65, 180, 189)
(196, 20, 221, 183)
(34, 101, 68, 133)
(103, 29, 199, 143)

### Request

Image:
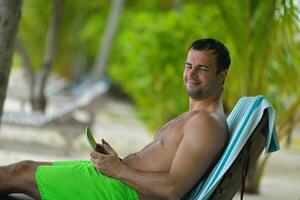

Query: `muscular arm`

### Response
(115, 113, 227, 199)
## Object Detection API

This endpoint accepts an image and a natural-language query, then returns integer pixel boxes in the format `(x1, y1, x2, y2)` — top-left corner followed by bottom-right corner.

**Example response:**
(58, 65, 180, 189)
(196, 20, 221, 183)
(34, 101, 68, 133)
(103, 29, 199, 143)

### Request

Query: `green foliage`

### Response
(55, 0, 109, 75)
(17, 0, 300, 135)
(213, 0, 300, 192)
(18, 0, 109, 76)
(109, 0, 300, 133)
(109, 4, 222, 131)
(216, 0, 300, 115)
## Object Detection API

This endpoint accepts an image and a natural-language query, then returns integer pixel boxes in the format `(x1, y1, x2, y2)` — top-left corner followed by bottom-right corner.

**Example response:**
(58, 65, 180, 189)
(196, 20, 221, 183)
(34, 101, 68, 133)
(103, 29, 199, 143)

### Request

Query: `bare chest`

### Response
(153, 116, 186, 154)
(144, 111, 200, 159)
(125, 111, 200, 172)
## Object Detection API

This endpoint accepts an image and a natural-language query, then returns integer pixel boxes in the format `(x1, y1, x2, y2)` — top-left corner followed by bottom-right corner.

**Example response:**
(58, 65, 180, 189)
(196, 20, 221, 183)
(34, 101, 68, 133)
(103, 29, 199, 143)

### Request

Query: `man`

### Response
(0, 38, 230, 200)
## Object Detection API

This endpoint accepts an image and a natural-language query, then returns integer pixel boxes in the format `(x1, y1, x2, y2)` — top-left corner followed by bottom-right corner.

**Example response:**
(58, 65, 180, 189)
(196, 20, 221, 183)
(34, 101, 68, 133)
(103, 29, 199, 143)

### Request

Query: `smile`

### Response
(186, 80, 200, 85)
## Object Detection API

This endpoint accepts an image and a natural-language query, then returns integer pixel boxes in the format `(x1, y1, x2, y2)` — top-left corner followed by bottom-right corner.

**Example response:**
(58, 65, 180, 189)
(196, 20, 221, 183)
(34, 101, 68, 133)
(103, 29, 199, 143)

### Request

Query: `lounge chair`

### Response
(4, 96, 280, 200)
(182, 95, 279, 200)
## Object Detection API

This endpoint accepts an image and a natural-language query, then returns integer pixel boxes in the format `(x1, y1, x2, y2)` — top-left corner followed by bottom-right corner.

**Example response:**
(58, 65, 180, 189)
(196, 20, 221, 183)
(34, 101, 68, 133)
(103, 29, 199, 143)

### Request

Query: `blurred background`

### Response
(0, 0, 299, 199)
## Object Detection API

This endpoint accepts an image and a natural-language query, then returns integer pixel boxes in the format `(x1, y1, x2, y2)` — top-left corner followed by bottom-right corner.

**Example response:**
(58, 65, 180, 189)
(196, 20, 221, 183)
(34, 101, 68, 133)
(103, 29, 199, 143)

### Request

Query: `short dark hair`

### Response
(189, 38, 231, 73)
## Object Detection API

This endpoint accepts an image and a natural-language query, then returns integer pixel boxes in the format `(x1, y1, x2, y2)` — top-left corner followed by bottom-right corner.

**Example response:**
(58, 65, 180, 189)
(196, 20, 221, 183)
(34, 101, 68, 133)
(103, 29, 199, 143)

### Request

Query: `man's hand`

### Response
(90, 139, 123, 178)
(95, 143, 109, 154)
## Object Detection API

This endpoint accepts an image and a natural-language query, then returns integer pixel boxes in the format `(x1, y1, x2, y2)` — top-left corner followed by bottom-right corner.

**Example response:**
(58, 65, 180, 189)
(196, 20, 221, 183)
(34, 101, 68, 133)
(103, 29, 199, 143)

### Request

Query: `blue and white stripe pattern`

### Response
(186, 95, 280, 200)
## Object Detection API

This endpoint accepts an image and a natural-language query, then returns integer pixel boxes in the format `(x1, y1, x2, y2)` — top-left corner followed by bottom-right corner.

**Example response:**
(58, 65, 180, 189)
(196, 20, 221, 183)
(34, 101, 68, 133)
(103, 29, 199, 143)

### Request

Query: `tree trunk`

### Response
(0, 0, 23, 121)
(91, 0, 124, 83)
(15, 38, 35, 104)
(32, 0, 63, 112)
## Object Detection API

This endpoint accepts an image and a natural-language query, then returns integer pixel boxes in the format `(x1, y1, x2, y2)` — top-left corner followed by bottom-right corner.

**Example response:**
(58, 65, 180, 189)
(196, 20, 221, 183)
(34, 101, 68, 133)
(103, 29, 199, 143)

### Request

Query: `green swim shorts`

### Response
(36, 160, 139, 200)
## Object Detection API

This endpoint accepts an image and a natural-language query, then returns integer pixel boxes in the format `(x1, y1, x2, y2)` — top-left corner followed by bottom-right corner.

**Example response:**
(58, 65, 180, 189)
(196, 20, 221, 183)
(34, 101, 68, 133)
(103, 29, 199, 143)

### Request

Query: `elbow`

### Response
(166, 194, 179, 200)
(164, 186, 181, 200)
(154, 178, 183, 200)
(166, 193, 179, 200)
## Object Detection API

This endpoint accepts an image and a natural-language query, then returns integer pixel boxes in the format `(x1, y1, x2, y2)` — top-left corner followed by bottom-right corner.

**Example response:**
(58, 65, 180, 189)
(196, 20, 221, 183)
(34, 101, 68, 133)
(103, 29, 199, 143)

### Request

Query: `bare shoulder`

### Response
(181, 111, 227, 161)
(184, 111, 227, 141)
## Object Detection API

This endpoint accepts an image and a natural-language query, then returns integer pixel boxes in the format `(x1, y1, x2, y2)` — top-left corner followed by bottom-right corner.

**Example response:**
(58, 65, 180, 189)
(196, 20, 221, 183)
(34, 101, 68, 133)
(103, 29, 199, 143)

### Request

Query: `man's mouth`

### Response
(186, 79, 200, 85)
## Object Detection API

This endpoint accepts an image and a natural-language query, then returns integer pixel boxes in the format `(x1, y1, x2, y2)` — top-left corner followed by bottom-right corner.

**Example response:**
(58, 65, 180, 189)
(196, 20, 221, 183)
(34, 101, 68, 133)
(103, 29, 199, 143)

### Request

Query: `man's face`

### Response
(183, 49, 224, 99)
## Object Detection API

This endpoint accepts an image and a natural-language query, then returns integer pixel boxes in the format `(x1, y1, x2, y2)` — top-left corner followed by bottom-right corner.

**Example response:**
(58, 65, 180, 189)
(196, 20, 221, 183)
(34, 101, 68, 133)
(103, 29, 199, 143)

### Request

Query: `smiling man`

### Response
(0, 38, 231, 200)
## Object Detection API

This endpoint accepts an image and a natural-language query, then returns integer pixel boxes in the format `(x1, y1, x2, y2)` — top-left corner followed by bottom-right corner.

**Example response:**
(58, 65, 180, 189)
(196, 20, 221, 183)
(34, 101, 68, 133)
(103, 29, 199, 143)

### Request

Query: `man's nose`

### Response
(188, 67, 197, 78)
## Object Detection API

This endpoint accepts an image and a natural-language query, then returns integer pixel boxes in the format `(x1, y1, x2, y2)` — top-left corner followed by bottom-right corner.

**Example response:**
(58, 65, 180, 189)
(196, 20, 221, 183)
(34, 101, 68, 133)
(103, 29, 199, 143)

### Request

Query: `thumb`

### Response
(102, 139, 115, 154)
(102, 139, 110, 147)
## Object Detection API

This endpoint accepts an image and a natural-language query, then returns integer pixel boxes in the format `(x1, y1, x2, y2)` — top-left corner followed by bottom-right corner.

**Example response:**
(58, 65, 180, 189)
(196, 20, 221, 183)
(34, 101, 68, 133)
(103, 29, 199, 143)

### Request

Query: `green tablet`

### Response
(86, 127, 109, 154)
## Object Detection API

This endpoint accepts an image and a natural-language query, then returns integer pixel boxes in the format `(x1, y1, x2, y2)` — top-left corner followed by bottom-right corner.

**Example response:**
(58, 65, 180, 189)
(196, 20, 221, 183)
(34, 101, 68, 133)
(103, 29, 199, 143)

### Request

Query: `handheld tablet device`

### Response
(86, 127, 108, 154)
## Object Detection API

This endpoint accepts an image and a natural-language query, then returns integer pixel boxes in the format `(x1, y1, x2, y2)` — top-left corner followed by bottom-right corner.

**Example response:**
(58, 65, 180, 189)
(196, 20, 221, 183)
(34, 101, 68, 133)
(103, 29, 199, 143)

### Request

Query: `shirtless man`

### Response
(0, 38, 230, 200)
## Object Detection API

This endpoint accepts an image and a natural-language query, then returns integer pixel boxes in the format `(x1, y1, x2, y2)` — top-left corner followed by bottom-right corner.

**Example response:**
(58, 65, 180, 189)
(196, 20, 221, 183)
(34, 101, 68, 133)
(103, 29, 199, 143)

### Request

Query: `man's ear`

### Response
(218, 69, 228, 85)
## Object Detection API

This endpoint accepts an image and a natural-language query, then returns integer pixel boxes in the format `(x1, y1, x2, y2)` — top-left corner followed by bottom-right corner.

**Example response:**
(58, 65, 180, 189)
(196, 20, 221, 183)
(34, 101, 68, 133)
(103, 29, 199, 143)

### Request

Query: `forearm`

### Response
(116, 165, 177, 199)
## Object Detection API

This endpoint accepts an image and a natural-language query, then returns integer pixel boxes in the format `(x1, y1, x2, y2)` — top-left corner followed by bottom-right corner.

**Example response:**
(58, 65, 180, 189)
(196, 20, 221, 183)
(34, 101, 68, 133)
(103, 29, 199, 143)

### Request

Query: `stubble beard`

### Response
(185, 81, 208, 99)
(186, 87, 205, 99)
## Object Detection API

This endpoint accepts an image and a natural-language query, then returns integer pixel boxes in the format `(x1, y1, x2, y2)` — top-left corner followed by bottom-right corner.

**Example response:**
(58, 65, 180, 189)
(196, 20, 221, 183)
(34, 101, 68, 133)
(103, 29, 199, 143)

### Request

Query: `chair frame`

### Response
(209, 111, 268, 200)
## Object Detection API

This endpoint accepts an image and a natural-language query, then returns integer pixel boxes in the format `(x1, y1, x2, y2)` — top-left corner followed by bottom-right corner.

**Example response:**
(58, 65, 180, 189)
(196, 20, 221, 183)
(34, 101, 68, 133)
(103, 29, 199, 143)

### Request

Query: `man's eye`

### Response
(185, 65, 192, 69)
(198, 67, 208, 71)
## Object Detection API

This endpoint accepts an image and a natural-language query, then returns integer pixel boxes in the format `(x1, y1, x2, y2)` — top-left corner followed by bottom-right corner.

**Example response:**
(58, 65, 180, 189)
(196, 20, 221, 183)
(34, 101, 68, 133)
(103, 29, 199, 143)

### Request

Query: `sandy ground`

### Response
(233, 148, 300, 200)
(0, 96, 300, 200)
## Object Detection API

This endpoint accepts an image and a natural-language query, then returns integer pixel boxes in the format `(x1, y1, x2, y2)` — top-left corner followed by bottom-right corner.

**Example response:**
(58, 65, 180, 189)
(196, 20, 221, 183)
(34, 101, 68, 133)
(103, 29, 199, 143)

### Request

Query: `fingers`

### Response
(102, 139, 116, 155)
(102, 139, 110, 146)
(90, 157, 102, 171)
(90, 151, 106, 158)
(90, 152, 106, 169)
(95, 143, 108, 154)
(90, 139, 117, 159)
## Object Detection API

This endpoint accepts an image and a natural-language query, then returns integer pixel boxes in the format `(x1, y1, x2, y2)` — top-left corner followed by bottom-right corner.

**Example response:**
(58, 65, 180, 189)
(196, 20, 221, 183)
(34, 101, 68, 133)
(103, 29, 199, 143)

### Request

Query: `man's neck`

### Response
(188, 93, 222, 112)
